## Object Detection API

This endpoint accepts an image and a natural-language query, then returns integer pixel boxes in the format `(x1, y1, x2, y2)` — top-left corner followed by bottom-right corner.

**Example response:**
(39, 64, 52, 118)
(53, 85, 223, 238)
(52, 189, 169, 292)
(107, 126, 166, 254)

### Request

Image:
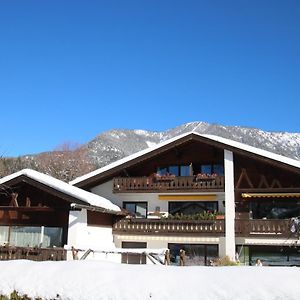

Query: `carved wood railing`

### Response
(0, 246, 66, 261)
(113, 218, 225, 236)
(113, 176, 225, 193)
(114, 218, 296, 238)
(235, 219, 294, 238)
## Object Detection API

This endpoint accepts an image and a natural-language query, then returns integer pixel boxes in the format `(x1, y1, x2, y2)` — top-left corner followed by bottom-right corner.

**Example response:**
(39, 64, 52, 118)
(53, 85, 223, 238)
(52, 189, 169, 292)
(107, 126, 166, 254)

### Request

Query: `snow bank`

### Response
(0, 260, 299, 300)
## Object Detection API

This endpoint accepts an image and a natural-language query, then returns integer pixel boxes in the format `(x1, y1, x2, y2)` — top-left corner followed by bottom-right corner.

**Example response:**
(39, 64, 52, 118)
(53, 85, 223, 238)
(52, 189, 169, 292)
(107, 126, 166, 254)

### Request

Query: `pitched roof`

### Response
(0, 169, 121, 213)
(70, 132, 300, 187)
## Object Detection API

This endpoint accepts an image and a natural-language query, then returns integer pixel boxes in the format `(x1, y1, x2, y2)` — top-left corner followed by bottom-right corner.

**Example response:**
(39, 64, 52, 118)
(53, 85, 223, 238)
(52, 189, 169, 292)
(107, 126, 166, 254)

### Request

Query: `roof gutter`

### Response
(70, 203, 126, 216)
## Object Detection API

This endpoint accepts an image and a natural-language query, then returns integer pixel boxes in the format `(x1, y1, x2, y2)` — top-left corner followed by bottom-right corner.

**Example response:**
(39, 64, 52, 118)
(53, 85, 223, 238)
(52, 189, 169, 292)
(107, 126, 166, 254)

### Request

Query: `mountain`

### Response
(1, 121, 300, 181)
(86, 121, 300, 167)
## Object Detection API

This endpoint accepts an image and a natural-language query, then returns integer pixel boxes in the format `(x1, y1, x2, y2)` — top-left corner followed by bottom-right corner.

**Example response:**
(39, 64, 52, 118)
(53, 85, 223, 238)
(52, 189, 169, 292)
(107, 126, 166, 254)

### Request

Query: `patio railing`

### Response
(114, 218, 296, 238)
(113, 218, 225, 236)
(0, 246, 66, 261)
(235, 219, 294, 238)
(113, 176, 225, 193)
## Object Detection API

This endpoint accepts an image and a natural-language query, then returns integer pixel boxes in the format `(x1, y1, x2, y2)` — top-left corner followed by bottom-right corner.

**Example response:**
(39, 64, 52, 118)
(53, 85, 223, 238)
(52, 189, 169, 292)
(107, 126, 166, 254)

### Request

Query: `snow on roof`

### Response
(201, 133, 300, 169)
(0, 169, 120, 212)
(70, 131, 300, 186)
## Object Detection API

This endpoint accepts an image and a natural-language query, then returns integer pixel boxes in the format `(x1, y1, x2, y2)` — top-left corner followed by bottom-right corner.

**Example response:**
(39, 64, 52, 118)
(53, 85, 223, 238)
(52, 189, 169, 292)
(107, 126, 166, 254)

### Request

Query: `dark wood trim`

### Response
(235, 187, 300, 193)
(3, 175, 87, 206)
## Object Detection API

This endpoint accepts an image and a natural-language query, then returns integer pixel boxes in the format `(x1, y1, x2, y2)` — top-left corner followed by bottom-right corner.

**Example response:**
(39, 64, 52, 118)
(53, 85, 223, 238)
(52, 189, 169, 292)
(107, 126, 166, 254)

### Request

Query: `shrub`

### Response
(214, 256, 239, 266)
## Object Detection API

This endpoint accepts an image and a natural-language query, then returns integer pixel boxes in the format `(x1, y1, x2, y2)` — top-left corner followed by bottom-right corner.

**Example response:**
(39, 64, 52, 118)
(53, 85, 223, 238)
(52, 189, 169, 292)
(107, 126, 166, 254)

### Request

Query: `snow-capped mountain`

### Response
(86, 121, 300, 167)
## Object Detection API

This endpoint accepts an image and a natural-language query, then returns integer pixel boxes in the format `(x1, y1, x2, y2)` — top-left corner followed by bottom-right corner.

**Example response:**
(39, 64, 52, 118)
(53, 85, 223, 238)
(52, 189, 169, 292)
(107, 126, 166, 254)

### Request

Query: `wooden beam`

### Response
(258, 175, 270, 188)
(25, 197, 31, 207)
(0, 206, 55, 212)
(236, 168, 254, 189)
(9, 193, 19, 207)
(271, 179, 282, 188)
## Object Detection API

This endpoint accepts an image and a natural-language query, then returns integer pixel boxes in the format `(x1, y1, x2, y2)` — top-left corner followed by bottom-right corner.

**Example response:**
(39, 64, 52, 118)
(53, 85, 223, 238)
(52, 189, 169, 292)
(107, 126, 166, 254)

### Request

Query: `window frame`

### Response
(123, 201, 148, 218)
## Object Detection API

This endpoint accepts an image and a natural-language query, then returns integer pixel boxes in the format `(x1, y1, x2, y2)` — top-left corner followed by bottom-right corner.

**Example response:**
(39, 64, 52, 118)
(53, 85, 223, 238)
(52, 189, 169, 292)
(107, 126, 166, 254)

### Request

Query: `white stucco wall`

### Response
(67, 209, 121, 262)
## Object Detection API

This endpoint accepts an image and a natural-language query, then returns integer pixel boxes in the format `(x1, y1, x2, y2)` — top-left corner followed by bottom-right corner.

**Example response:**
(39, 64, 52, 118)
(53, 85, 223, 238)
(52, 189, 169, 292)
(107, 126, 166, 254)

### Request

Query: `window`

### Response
(123, 202, 148, 218)
(201, 165, 212, 174)
(169, 201, 218, 216)
(200, 164, 223, 175)
(213, 164, 224, 176)
(169, 166, 179, 176)
(0, 226, 63, 248)
(180, 165, 190, 176)
(168, 243, 218, 266)
(121, 242, 147, 264)
(157, 165, 191, 176)
(250, 200, 300, 219)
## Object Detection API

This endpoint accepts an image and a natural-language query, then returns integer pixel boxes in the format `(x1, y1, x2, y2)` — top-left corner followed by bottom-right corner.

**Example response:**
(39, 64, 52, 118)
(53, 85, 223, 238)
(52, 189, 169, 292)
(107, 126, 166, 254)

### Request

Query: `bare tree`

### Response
(35, 142, 96, 182)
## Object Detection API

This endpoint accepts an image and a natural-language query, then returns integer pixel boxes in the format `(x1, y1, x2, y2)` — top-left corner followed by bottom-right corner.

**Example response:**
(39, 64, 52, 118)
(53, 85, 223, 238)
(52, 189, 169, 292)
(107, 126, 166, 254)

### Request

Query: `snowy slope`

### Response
(0, 260, 299, 300)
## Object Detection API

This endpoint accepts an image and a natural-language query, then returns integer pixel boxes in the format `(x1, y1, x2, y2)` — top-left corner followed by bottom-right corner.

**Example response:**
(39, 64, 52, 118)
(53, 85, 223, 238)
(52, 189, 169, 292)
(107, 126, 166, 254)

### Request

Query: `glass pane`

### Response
(205, 202, 218, 212)
(157, 167, 168, 175)
(180, 165, 190, 176)
(10, 226, 41, 247)
(43, 227, 63, 247)
(168, 244, 211, 266)
(124, 203, 136, 215)
(136, 203, 147, 218)
(206, 245, 219, 265)
(201, 165, 212, 174)
(213, 164, 224, 176)
(0, 226, 9, 245)
(169, 166, 179, 176)
(169, 201, 218, 215)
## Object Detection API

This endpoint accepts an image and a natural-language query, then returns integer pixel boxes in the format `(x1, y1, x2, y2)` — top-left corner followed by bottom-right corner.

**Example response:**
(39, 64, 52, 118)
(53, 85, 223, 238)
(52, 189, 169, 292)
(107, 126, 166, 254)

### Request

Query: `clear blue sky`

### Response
(1, 0, 299, 156)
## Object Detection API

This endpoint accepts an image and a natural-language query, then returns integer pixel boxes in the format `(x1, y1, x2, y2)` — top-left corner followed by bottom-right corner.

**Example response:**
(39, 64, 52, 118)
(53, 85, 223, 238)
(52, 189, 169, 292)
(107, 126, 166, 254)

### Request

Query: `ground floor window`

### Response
(237, 245, 300, 266)
(168, 243, 218, 266)
(123, 202, 147, 218)
(169, 201, 218, 216)
(121, 241, 147, 264)
(0, 226, 63, 248)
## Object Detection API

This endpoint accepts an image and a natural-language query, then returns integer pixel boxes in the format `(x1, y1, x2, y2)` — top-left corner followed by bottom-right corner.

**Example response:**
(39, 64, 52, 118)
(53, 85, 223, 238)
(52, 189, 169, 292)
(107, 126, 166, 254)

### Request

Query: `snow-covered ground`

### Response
(0, 260, 299, 300)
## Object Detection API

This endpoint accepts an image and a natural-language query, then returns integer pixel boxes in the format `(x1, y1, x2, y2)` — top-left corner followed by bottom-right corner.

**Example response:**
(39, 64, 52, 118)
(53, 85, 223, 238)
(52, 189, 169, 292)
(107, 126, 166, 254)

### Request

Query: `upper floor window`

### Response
(123, 202, 147, 218)
(200, 164, 224, 176)
(157, 164, 223, 177)
(157, 165, 191, 176)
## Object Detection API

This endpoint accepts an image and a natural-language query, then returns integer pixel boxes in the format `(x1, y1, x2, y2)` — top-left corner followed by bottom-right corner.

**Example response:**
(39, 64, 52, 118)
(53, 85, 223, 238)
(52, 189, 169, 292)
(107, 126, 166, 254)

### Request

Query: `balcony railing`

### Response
(235, 219, 294, 238)
(113, 218, 296, 238)
(113, 218, 225, 236)
(0, 246, 66, 261)
(113, 176, 225, 193)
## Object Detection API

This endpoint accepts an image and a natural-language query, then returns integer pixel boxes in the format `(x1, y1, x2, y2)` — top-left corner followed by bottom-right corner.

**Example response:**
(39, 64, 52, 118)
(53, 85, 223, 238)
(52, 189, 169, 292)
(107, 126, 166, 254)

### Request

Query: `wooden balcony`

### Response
(0, 246, 66, 261)
(113, 218, 225, 236)
(113, 218, 296, 239)
(235, 219, 295, 238)
(113, 176, 225, 193)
